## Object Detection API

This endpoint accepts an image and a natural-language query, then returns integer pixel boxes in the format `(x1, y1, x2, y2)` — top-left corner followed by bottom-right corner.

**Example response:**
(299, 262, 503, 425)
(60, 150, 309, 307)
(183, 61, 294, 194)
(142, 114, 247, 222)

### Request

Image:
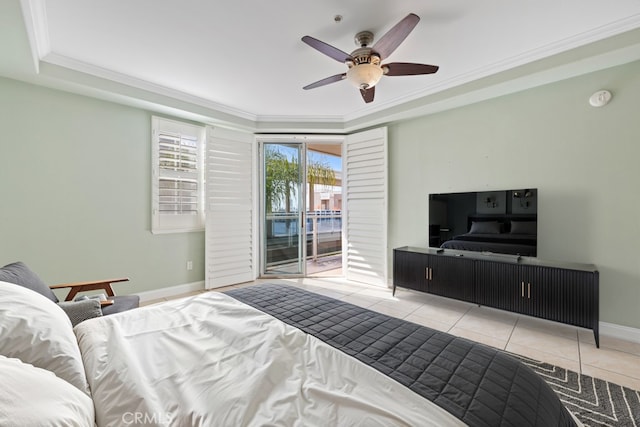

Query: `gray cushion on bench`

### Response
(59, 299, 102, 327)
(101, 295, 140, 315)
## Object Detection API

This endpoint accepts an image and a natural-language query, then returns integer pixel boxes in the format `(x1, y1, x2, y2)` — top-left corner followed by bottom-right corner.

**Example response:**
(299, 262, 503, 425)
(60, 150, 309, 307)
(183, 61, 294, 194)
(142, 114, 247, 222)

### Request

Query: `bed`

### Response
(440, 215, 537, 256)
(0, 280, 577, 426)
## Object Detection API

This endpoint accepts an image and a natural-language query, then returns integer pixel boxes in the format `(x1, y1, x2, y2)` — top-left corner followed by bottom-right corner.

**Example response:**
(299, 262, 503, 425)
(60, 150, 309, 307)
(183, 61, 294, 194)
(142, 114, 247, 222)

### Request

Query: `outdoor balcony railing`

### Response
(266, 211, 342, 266)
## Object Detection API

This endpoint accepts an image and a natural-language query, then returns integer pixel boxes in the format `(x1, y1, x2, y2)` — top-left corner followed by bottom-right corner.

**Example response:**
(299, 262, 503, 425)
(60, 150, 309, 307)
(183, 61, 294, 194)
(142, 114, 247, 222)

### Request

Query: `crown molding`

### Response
(42, 52, 259, 122)
(18, 3, 640, 132)
(343, 35, 640, 133)
(343, 12, 640, 123)
(19, 0, 49, 73)
(256, 114, 344, 124)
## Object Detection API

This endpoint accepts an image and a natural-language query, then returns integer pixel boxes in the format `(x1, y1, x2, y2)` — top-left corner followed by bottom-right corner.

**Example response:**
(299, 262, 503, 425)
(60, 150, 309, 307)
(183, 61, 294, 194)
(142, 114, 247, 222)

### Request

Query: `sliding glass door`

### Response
(261, 142, 306, 276)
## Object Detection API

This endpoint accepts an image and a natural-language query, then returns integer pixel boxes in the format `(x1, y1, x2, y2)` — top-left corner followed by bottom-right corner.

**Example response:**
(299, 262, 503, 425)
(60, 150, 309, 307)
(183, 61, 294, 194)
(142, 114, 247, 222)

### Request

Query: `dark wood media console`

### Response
(393, 246, 600, 347)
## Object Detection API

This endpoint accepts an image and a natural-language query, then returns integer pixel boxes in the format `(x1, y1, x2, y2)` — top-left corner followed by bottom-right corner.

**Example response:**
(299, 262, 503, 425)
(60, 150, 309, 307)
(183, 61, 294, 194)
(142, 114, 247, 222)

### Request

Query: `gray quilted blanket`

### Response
(225, 283, 576, 427)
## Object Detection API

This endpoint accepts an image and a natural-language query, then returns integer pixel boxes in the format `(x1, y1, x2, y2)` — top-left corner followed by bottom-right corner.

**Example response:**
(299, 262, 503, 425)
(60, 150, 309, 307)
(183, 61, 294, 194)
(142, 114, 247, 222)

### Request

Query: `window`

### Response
(152, 116, 205, 233)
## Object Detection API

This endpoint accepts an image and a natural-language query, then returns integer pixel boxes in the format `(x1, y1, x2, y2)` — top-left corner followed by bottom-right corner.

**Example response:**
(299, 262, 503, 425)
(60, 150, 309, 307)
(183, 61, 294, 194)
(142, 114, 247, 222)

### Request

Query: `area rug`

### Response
(511, 353, 640, 427)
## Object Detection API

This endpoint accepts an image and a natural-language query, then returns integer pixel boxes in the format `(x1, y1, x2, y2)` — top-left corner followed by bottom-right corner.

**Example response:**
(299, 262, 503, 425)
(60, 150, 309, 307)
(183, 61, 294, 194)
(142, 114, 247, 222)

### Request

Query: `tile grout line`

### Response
(447, 304, 474, 334)
(576, 329, 583, 375)
(505, 316, 520, 351)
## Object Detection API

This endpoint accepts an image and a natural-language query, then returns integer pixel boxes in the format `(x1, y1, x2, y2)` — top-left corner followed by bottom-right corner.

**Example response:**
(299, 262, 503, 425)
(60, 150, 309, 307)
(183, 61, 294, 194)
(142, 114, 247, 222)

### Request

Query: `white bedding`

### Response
(75, 291, 465, 427)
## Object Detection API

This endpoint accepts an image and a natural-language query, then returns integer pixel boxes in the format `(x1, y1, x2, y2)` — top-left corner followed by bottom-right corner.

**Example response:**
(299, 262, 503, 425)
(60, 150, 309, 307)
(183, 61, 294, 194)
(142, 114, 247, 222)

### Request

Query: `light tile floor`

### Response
(141, 276, 640, 392)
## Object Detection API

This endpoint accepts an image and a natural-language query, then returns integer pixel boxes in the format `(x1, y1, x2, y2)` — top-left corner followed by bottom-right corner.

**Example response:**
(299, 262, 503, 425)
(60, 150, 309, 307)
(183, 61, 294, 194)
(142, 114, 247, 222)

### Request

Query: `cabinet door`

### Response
(475, 260, 525, 313)
(426, 255, 474, 302)
(518, 265, 597, 329)
(566, 270, 598, 331)
(393, 250, 428, 292)
(518, 265, 543, 317)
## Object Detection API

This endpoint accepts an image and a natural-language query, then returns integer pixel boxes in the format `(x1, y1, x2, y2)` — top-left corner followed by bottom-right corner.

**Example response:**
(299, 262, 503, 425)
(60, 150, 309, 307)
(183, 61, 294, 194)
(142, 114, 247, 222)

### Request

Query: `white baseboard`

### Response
(134, 280, 205, 303)
(600, 321, 640, 344)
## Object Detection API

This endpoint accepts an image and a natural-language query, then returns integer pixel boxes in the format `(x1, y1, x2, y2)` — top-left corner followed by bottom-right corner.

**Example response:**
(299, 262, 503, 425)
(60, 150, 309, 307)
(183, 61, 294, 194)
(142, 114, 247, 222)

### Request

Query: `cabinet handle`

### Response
(521, 281, 525, 297)
(425, 268, 429, 280)
(528, 283, 531, 299)
(429, 268, 433, 281)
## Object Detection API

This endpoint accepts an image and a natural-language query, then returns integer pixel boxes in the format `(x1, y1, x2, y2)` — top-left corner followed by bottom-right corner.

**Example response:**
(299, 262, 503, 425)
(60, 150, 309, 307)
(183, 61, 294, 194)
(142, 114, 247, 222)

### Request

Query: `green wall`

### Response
(388, 59, 640, 329)
(0, 78, 204, 293)
(2, 58, 639, 329)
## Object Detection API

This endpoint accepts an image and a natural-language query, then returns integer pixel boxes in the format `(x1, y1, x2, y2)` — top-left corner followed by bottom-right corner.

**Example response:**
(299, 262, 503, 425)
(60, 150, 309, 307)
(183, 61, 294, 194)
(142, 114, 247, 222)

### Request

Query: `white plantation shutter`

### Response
(343, 127, 388, 286)
(205, 126, 256, 288)
(159, 135, 198, 212)
(152, 117, 204, 233)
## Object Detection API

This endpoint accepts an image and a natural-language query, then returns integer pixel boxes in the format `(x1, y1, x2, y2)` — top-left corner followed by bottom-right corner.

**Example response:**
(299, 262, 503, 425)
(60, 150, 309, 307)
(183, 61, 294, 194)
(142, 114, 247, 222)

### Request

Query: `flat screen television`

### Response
(428, 189, 538, 257)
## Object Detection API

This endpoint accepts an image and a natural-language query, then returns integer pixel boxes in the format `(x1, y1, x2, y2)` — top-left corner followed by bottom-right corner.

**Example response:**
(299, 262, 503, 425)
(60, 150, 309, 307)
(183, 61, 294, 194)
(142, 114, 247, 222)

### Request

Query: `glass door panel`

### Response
(262, 142, 305, 275)
(306, 144, 343, 277)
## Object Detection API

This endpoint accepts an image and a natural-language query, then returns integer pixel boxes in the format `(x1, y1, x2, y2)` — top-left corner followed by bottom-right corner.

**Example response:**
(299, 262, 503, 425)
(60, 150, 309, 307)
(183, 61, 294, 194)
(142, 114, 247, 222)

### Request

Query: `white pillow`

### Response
(0, 355, 95, 426)
(0, 280, 90, 394)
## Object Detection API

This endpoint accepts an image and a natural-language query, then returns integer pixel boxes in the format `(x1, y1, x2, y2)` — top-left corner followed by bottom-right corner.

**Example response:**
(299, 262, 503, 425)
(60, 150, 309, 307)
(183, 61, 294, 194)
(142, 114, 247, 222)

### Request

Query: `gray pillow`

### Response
(0, 262, 59, 303)
(511, 221, 537, 235)
(469, 221, 501, 234)
(58, 299, 102, 327)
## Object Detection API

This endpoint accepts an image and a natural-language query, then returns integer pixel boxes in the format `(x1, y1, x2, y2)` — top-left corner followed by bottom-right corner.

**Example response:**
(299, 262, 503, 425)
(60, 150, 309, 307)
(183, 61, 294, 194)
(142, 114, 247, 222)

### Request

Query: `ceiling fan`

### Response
(302, 13, 439, 103)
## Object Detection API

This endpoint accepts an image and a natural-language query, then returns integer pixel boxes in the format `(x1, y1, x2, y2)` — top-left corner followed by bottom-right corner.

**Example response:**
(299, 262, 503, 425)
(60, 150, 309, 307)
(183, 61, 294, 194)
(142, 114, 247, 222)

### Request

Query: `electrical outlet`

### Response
(186, 261, 193, 271)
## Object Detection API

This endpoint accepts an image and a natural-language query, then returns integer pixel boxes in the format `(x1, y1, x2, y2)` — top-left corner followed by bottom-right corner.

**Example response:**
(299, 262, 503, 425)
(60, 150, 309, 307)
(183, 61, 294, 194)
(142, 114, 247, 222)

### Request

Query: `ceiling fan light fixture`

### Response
(346, 63, 383, 90)
(301, 13, 435, 102)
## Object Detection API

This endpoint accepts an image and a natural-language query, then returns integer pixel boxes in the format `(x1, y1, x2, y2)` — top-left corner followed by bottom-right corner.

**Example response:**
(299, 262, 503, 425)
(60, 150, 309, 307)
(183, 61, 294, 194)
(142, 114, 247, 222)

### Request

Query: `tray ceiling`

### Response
(6, 0, 640, 130)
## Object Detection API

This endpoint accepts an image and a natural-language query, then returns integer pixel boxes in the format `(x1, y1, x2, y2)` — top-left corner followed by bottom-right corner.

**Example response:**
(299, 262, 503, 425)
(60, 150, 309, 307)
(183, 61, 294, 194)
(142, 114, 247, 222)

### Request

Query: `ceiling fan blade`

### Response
(360, 86, 375, 103)
(302, 36, 352, 63)
(372, 13, 420, 59)
(384, 62, 439, 76)
(303, 73, 346, 90)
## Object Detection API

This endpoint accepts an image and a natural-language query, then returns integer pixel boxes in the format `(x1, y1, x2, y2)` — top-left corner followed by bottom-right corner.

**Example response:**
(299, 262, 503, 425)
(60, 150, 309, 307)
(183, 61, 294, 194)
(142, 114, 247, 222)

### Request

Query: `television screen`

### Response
(428, 189, 538, 257)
